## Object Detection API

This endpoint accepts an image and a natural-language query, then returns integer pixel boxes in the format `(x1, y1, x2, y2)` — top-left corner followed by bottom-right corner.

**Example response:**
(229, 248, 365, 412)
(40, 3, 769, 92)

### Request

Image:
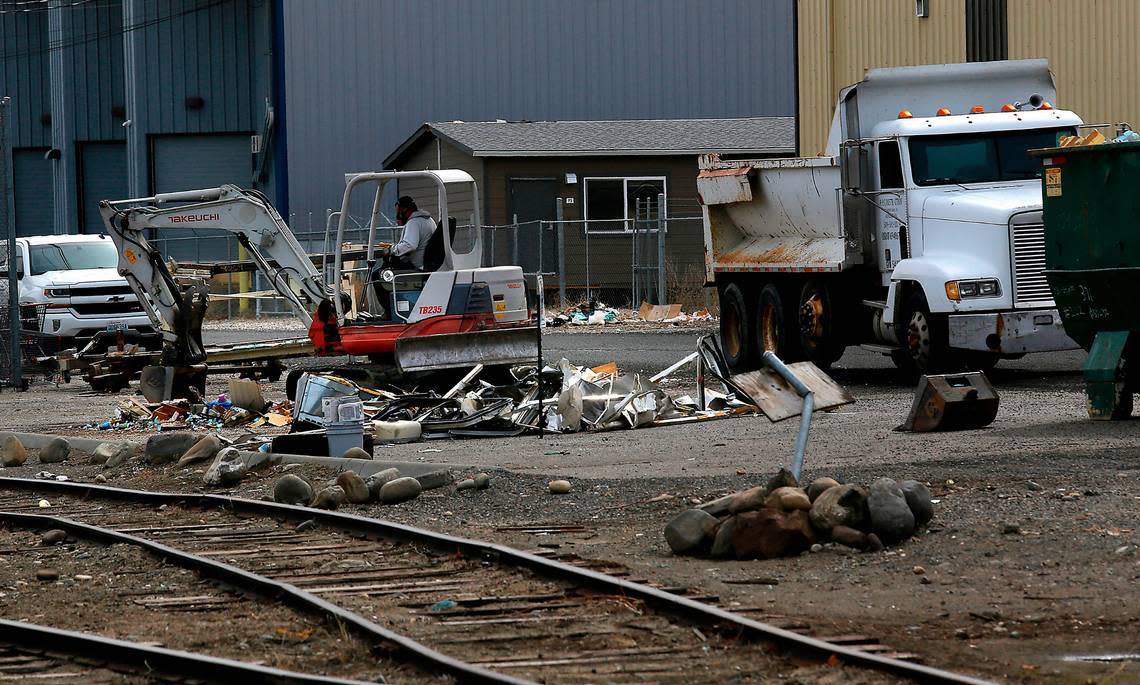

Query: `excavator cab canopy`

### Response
(333, 170, 484, 324)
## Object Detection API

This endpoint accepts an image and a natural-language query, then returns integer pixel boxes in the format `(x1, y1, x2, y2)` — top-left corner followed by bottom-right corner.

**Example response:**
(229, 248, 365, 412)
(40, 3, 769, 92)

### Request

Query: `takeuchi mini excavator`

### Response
(98, 170, 538, 397)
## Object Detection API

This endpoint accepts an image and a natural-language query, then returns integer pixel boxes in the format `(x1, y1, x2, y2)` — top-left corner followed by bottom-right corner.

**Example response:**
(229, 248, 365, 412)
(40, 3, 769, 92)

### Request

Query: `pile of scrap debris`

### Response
(545, 301, 715, 327)
(85, 336, 852, 459)
(92, 379, 292, 433)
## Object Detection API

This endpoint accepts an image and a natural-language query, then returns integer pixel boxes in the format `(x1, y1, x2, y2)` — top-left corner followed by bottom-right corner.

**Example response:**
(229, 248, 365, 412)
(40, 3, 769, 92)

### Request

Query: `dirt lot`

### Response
(1, 327, 1137, 683)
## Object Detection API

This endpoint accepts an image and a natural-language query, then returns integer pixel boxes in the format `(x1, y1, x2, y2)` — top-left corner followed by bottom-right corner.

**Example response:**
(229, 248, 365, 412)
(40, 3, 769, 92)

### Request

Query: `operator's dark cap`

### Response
(395, 195, 416, 209)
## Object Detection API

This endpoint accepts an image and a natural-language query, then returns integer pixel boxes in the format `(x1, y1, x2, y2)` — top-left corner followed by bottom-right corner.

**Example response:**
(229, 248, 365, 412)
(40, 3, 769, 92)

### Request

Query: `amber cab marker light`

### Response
(970, 105, 985, 113)
(1001, 103, 1017, 112)
(1040, 102, 1054, 110)
(936, 107, 952, 116)
(898, 110, 913, 119)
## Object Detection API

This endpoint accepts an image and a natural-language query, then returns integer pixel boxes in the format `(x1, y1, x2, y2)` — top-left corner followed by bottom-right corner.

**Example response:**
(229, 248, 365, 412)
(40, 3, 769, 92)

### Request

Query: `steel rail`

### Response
(0, 509, 534, 685)
(0, 618, 376, 685)
(0, 477, 996, 685)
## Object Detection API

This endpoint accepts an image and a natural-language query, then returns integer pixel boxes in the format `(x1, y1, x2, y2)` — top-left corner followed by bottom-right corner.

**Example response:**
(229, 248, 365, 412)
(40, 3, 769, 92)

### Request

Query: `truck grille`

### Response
(72, 302, 144, 316)
(71, 285, 135, 297)
(1010, 217, 1052, 306)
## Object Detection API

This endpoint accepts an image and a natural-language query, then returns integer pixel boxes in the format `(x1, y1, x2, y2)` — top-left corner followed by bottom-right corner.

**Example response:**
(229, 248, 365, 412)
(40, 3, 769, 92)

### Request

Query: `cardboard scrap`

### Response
(639, 301, 683, 322)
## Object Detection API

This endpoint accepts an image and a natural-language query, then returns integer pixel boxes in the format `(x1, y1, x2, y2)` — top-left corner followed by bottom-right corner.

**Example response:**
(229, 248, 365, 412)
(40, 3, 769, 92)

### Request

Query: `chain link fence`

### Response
(480, 205, 711, 311)
(98, 195, 714, 322)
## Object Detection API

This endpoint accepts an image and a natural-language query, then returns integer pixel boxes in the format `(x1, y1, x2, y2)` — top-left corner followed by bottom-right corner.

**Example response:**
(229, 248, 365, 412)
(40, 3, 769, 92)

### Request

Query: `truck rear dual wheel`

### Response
(796, 279, 844, 369)
(756, 284, 795, 362)
(719, 282, 752, 371)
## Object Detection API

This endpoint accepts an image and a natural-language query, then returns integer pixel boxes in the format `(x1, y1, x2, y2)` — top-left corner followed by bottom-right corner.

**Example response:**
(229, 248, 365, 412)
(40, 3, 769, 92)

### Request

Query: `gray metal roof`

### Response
(384, 117, 796, 167)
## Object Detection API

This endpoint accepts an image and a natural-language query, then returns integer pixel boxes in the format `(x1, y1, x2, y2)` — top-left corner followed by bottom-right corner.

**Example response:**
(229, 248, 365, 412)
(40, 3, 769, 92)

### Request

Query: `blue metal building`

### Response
(2, 0, 796, 250)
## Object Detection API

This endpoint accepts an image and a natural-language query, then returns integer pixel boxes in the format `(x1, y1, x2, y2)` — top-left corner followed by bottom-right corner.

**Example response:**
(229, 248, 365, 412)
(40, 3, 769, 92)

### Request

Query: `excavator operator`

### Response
(383, 195, 437, 270)
(367, 195, 438, 320)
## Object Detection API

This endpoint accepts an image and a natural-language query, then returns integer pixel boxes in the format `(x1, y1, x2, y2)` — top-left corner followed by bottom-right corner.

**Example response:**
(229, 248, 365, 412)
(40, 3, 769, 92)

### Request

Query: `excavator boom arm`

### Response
(98, 186, 331, 362)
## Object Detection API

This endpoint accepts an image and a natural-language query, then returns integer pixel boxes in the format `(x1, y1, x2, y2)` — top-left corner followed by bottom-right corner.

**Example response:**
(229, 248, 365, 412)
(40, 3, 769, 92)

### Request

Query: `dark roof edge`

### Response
(467, 147, 797, 157)
(383, 124, 479, 169)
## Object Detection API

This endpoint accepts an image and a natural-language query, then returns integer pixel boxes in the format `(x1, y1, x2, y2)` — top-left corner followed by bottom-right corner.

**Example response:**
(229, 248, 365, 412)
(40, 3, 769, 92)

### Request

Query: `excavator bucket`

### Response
(897, 372, 999, 432)
(395, 327, 540, 374)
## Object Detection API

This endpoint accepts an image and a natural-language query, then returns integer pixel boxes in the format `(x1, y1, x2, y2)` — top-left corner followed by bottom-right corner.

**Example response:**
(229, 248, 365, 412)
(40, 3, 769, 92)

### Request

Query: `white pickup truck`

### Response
(700, 59, 1084, 374)
(0, 234, 154, 348)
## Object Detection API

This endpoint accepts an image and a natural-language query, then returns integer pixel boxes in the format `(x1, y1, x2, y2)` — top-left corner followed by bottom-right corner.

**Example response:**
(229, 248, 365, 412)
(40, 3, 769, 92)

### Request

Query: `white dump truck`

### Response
(700, 59, 1084, 374)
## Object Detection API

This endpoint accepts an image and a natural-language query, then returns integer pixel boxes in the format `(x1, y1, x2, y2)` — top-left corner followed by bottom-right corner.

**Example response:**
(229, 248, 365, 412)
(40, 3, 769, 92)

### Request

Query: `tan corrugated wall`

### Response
(797, 0, 966, 156)
(1008, 0, 1140, 131)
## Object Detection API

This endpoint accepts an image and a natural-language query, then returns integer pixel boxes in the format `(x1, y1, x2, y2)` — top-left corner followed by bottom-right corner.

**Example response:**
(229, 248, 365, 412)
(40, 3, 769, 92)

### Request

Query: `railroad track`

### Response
(0, 477, 993, 685)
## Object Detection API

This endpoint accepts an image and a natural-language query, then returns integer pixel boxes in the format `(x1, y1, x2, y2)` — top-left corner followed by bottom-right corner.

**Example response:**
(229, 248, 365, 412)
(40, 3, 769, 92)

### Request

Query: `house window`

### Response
(583, 176, 667, 233)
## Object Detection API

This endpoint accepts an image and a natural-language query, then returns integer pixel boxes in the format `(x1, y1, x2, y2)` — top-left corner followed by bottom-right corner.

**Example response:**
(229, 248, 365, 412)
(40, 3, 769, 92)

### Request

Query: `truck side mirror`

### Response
(840, 143, 864, 192)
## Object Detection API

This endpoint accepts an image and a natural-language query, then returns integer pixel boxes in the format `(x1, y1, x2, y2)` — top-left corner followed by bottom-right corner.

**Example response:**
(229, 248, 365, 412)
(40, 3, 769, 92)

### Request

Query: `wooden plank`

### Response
(730, 361, 854, 422)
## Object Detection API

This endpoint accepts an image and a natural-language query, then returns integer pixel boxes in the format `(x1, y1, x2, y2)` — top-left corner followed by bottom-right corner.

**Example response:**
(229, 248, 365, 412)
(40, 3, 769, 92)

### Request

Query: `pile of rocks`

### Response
(664, 469, 933, 559)
(270, 468, 423, 510)
(1, 433, 129, 469)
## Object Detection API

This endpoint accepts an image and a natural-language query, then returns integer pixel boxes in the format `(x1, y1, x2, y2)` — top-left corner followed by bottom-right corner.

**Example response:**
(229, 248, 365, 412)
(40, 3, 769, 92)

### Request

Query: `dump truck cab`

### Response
(864, 108, 1082, 359)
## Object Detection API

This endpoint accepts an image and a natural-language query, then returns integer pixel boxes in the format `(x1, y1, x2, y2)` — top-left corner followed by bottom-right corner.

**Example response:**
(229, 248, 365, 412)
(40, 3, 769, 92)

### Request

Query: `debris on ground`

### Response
(545, 301, 717, 328)
(79, 335, 852, 461)
(665, 469, 934, 559)
(896, 371, 999, 432)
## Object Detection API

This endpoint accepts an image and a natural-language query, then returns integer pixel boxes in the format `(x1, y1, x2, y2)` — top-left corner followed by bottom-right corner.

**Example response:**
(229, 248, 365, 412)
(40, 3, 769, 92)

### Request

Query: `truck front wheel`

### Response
(718, 282, 753, 371)
(895, 290, 953, 376)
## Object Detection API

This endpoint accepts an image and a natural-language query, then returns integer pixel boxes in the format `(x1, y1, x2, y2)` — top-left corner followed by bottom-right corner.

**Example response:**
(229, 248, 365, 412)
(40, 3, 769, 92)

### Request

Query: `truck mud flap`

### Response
(896, 372, 999, 432)
(395, 327, 539, 374)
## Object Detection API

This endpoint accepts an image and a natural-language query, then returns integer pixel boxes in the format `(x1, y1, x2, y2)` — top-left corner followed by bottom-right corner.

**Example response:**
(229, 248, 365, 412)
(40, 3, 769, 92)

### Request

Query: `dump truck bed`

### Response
(698, 155, 847, 281)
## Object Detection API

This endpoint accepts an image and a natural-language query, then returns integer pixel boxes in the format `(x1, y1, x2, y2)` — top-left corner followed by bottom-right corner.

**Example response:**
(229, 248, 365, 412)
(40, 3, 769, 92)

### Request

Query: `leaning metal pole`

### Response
(761, 350, 814, 480)
(1, 96, 21, 390)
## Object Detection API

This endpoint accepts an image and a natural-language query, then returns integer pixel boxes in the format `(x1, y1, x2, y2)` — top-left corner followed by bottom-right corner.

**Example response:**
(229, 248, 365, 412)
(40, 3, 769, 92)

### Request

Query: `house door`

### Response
(508, 178, 559, 274)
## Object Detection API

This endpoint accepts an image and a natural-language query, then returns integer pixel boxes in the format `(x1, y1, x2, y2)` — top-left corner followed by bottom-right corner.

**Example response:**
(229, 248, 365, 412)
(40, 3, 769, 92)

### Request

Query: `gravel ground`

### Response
(1, 328, 1137, 682)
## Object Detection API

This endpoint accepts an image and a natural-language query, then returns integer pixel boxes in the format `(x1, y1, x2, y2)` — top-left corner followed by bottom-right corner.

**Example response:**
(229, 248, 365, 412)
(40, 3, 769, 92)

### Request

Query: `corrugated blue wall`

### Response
(64, 0, 126, 143)
(1, 0, 273, 234)
(282, 0, 797, 223)
(0, 6, 52, 148)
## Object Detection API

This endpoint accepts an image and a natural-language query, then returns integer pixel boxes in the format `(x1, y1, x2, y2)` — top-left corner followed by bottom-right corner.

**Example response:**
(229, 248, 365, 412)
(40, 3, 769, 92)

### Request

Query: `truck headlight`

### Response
(945, 279, 1001, 301)
(42, 287, 71, 298)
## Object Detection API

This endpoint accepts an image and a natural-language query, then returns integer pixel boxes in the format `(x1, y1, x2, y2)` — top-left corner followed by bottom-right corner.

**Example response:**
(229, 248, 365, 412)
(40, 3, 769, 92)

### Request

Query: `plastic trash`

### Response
(98, 421, 112, 430)
(429, 599, 457, 612)
(1112, 129, 1140, 143)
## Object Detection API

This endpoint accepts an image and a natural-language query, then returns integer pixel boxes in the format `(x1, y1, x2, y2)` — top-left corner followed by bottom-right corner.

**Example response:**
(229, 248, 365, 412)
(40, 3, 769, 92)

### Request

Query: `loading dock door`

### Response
(13, 148, 55, 236)
(79, 142, 128, 234)
(151, 134, 251, 261)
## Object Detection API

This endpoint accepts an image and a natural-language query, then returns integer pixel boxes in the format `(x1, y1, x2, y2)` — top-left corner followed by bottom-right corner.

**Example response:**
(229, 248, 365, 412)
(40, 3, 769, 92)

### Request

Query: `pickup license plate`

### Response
(106, 322, 128, 332)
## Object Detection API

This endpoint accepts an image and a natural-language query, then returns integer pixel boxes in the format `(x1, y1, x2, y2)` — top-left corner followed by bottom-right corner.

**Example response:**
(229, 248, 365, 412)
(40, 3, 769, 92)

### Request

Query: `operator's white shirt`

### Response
(391, 210, 437, 269)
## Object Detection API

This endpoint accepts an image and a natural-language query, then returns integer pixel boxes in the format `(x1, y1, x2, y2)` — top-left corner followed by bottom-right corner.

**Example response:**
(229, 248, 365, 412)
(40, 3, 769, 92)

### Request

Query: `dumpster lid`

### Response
(1029, 140, 1140, 159)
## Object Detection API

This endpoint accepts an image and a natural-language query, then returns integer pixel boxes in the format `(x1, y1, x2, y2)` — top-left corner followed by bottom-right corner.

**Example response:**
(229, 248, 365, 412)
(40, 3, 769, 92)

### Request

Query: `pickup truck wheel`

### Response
(718, 282, 753, 371)
(897, 290, 953, 375)
(796, 279, 842, 369)
(756, 284, 797, 361)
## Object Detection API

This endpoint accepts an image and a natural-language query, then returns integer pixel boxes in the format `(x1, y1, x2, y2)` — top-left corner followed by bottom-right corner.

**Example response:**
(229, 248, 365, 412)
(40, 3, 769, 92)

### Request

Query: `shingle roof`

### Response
(384, 117, 796, 167)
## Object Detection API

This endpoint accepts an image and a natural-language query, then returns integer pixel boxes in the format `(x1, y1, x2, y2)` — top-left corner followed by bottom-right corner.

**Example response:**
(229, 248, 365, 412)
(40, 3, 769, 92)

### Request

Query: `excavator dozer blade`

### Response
(395, 327, 540, 374)
(896, 371, 999, 432)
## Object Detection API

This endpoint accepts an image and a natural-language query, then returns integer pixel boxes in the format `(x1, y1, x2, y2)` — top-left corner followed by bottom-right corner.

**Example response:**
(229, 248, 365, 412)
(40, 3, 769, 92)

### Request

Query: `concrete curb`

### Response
(2, 431, 460, 491)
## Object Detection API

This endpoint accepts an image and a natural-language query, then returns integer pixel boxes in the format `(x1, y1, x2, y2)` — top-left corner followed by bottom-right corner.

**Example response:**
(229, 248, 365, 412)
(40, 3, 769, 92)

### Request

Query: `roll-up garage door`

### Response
(151, 134, 251, 261)
(78, 142, 128, 234)
(13, 148, 55, 237)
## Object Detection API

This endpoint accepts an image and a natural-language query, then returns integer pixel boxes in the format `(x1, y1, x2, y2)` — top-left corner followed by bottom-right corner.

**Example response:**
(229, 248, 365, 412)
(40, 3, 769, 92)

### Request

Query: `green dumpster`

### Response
(1032, 140, 1140, 419)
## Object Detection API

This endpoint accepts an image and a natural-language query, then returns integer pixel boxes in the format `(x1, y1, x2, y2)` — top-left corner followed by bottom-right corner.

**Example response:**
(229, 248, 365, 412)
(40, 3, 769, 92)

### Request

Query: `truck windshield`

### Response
(29, 241, 119, 275)
(908, 127, 1075, 186)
